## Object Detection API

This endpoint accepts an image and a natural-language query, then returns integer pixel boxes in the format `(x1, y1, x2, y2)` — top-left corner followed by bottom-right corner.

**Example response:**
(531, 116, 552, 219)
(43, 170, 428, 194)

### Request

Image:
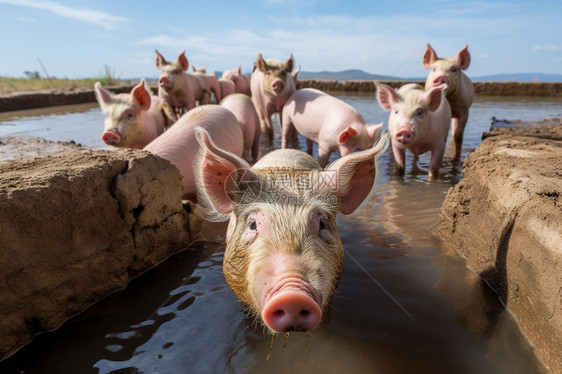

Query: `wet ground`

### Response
(0, 94, 561, 373)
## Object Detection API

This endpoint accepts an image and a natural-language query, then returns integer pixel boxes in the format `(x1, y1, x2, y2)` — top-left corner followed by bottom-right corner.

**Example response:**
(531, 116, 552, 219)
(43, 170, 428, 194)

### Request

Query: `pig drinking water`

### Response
(220, 93, 261, 163)
(95, 79, 166, 149)
(423, 44, 474, 161)
(376, 82, 451, 178)
(250, 53, 297, 140)
(144, 105, 243, 201)
(194, 127, 389, 333)
(221, 65, 251, 96)
(155, 50, 205, 122)
(191, 66, 222, 105)
(282, 88, 384, 167)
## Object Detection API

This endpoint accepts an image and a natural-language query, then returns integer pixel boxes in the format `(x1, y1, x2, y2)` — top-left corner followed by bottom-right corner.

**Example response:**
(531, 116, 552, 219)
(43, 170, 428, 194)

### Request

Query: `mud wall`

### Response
(438, 125, 562, 374)
(0, 149, 201, 359)
(1, 81, 561, 113)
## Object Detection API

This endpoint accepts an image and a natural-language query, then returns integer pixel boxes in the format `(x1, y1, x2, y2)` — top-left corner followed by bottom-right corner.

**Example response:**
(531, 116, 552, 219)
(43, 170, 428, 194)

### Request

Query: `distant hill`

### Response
(297, 69, 562, 82)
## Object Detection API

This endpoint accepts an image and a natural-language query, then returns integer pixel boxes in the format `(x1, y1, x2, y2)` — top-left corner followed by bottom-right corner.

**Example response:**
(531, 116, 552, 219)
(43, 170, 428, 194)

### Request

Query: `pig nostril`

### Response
(300, 310, 310, 317)
(273, 310, 285, 318)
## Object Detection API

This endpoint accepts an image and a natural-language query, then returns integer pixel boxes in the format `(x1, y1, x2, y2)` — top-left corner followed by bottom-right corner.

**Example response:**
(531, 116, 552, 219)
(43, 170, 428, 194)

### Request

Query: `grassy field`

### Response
(0, 76, 132, 94)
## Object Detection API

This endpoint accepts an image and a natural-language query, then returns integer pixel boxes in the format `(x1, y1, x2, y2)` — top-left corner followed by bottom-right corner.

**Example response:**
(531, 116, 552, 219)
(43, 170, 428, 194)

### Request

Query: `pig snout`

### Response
(262, 277, 322, 332)
(432, 75, 448, 87)
(158, 76, 172, 90)
(101, 130, 121, 145)
(395, 127, 414, 144)
(271, 79, 284, 93)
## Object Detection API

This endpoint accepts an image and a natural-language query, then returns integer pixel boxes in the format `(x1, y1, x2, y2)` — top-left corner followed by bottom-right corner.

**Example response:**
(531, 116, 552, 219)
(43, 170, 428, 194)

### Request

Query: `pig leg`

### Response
(251, 130, 260, 164)
(428, 145, 446, 179)
(306, 139, 314, 155)
(317, 147, 332, 168)
(452, 111, 469, 161)
(392, 145, 406, 174)
(281, 116, 295, 149)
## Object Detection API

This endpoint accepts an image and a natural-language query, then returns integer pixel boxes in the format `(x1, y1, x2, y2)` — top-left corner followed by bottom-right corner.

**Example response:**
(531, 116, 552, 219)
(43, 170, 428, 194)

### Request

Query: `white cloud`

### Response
(0, 0, 127, 29)
(532, 45, 562, 52)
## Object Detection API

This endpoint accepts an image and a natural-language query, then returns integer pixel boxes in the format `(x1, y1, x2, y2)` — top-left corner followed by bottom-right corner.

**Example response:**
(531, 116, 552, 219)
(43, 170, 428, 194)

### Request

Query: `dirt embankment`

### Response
(0, 81, 561, 112)
(438, 122, 562, 374)
(0, 148, 202, 359)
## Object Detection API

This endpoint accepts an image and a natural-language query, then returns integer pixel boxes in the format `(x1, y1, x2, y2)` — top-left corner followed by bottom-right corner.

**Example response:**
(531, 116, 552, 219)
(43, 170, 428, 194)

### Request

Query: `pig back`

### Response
(144, 105, 243, 198)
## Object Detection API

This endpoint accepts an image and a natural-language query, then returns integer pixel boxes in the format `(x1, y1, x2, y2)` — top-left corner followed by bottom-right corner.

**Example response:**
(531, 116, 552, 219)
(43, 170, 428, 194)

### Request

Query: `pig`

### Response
(144, 105, 244, 201)
(95, 79, 167, 149)
(191, 66, 222, 105)
(220, 93, 261, 163)
(376, 81, 451, 178)
(193, 126, 389, 333)
(250, 53, 297, 140)
(281, 88, 384, 167)
(423, 44, 474, 161)
(154, 50, 205, 121)
(219, 78, 236, 99)
(221, 65, 251, 96)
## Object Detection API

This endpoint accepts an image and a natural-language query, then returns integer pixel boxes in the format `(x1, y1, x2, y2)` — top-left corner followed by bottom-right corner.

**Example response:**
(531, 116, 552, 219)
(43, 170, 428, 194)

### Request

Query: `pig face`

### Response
(155, 50, 189, 94)
(377, 82, 443, 148)
(194, 128, 388, 333)
(95, 80, 152, 148)
(254, 53, 294, 97)
(423, 44, 471, 94)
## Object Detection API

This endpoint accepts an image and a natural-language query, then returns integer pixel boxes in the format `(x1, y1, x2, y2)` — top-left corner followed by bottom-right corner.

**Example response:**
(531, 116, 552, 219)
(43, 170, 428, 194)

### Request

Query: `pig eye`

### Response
(248, 219, 257, 231)
(416, 109, 424, 117)
(319, 219, 327, 231)
(394, 109, 399, 115)
(451, 67, 458, 73)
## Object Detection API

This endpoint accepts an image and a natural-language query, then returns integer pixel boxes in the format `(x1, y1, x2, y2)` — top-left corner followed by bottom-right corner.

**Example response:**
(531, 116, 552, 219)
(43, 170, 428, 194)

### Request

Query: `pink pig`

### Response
(281, 88, 384, 167)
(221, 65, 251, 96)
(155, 50, 205, 121)
(143, 105, 244, 201)
(423, 44, 474, 161)
(191, 66, 222, 104)
(250, 53, 297, 140)
(95, 79, 166, 149)
(193, 127, 389, 333)
(376, 82, 451, 178)
(220, 93, 261, 163)
(219, 78, 236, 99)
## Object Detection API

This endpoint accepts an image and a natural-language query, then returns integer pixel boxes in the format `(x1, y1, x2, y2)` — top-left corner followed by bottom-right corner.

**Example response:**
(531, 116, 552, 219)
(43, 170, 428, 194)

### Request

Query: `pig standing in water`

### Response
(376, 82, 451, 178)
(282, 88, 384, 167)
(221, 65, 251, 96)
(220, 93, 261, 163)
(191, 66, 222, 105)
(144, 105, 243, 201)
(155, 50, 204, 122)
(423, 44, 474, 161)
(95, 79, 166, 149)
(250, 53, 297, 140)
(194, 127, 389, 333)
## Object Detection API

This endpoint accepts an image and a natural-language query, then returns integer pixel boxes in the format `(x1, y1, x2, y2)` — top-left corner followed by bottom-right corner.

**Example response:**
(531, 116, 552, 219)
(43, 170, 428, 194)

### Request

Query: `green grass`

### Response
(0, 76, 132, 94)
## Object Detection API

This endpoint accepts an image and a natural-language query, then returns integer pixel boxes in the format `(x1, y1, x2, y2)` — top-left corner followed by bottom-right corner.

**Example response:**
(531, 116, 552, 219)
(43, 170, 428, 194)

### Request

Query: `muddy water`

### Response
(1, 95, 561, 373)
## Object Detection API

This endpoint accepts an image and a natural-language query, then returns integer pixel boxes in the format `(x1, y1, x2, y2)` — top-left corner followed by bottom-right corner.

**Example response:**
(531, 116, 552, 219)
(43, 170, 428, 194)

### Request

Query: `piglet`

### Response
(155, 50, 205, 121)
(194, 126, 389, 333)
(95, 79, 166, 149)
(423, 44, 474, 161)
(282, 88, 383, 167)
(144, 105, 243, 201)
(221, 65, 251, 96)
(250, 53, 297, 140)
(220, 93, 261, 163)
(376, 82, 451, 178)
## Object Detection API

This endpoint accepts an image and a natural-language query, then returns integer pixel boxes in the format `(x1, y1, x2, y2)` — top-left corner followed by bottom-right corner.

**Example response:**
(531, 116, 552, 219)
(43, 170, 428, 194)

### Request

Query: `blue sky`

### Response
(0, 0, 561, 80)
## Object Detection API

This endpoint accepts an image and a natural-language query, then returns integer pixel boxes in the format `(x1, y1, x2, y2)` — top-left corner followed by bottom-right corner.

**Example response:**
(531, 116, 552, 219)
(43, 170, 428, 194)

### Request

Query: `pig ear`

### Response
(191, 66, 196, 72)
(237, 65, 242, 74)
(366, 122, 384, 141)
(255, 53, 266, 72)
(375, 81, 399, 110)
(131, 79, 151, 111)
(338, 126, 357, 144)
(194, 127, 256, 222)
(293, 65, 301, 80)
(423, 85, 444, 112)
(178, 50, 189, 71)
(94, 82, 112, 108)
(456, 45, 471, 70)
(285, 53, 294, 72)
(323, 132, 390, 215)
(422, 43, 438, 69)
(155, 50, 166, 69)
